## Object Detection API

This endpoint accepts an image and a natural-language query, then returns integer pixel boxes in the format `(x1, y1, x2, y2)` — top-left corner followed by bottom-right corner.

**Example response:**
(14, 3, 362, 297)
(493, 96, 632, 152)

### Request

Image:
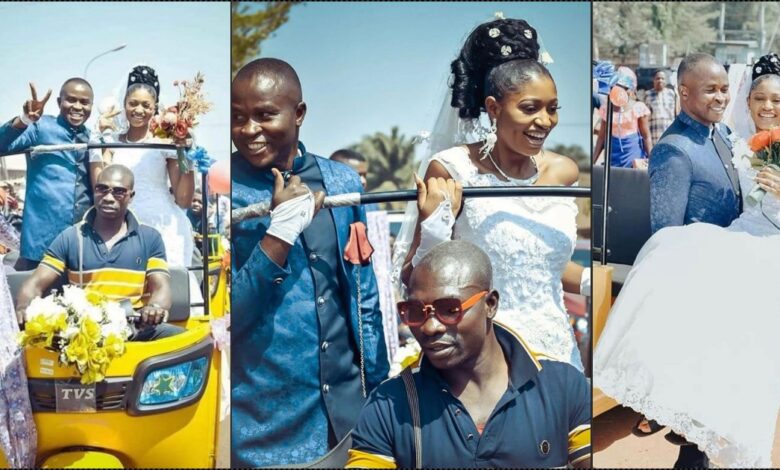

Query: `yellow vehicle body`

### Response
(1, 239, 230, 468)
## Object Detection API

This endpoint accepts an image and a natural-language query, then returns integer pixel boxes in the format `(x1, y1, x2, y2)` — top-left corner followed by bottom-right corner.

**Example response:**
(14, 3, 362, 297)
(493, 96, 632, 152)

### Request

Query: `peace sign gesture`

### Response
(22, 82, 52, 124)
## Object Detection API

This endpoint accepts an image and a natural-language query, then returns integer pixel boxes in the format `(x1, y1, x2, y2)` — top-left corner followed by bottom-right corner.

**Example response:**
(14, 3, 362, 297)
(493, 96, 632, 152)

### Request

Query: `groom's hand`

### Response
(756, 166, 780, 197)
(20, 82, 52, 125)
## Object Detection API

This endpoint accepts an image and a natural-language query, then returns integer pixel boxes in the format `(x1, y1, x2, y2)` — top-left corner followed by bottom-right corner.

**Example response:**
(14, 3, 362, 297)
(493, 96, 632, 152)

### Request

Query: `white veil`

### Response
(389, 86, 487, 293)
(723, 63, 755, 140)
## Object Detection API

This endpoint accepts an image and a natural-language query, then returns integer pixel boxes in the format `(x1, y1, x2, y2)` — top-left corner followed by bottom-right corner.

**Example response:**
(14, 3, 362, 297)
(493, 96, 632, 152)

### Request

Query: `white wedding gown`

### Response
(594, 138, 780, 467)
(107, 144, 194, 269)
(432, 146, 583, 370)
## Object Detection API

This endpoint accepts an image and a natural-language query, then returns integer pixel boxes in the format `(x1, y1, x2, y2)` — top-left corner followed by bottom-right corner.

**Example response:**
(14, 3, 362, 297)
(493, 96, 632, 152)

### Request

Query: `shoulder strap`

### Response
(400, 367, 422, 469)
(76, 221, 85, 286)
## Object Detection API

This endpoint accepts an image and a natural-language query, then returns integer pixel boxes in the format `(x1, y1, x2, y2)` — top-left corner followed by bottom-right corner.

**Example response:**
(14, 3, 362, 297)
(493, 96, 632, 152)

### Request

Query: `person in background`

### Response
(644, 69, 678, 145)
(593, 66, 653, 167)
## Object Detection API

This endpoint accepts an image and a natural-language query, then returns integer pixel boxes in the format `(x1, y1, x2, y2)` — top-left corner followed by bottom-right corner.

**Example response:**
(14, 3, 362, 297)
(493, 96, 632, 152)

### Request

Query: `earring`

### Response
(480, 118, 498, 160)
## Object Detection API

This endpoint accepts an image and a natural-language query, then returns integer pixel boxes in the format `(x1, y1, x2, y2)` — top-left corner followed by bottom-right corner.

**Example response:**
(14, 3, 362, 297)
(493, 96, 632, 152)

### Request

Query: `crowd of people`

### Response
(593, 66, 679, 169)
(232, 15, 591, 468)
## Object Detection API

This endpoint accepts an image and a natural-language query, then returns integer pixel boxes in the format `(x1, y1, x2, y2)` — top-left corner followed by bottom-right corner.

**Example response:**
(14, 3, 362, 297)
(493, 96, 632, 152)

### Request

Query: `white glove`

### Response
(580, 267, 591, 297)
(412, 197, 455, 267)
(265, 191, 316, 246)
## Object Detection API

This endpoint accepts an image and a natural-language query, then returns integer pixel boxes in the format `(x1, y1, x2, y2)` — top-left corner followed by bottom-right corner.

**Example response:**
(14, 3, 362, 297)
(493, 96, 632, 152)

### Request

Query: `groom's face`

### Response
(680, 61, 730, 126)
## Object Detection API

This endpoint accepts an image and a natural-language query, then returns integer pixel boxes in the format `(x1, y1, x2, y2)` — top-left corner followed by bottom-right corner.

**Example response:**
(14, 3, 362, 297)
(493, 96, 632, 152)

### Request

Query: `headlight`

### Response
(139, 357, 208, 405)
(127, 337, 213, 415)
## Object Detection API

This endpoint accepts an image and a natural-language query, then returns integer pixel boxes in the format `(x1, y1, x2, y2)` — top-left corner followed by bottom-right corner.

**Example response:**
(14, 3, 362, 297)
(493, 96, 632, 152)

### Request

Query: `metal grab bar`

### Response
(233, 186, 592, 223)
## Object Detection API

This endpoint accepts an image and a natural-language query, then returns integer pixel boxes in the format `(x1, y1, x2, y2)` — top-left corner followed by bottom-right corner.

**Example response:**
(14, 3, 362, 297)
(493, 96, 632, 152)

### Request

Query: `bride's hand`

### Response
(756, 166, 780, 197)
(414, 175, 463, 221)
(172, 135, 193, 148)
(98, 105, 121, 133)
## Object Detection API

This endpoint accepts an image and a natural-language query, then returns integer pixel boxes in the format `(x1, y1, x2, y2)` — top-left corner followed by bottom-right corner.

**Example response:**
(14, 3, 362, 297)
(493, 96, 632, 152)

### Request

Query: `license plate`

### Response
(55, 381, 97, 413)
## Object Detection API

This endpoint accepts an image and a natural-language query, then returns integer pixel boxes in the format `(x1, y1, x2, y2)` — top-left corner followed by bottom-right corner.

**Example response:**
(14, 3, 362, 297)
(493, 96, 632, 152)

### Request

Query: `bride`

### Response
(394, 16, 587, 370)
(95, 65, 195, 269)
(594, 56, 780, 468)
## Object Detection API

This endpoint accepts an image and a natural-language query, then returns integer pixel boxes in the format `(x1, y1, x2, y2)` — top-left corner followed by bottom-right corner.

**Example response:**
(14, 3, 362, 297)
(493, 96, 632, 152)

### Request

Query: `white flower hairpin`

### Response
(524, 29, 533, 39)
(494, 11, 505, 20)
(501, 45, 512, 56)
(488, 28, 500, 38)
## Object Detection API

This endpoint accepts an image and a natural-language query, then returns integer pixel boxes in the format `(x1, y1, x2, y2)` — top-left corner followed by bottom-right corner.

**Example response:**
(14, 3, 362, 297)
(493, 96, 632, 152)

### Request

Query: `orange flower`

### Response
(771, 127, 780, 142)
(174, 120, 190, 139)
(749, 131, 772, 152)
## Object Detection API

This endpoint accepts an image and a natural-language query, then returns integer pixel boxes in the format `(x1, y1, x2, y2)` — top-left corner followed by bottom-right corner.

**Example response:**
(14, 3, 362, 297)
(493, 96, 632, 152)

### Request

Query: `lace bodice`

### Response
(432, 147, 581, 367)
(729, 138, 780, 236)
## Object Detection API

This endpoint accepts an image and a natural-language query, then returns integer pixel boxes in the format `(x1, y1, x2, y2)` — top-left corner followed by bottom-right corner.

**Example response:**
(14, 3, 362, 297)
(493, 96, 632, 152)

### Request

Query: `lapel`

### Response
(711, 124, 741, 196)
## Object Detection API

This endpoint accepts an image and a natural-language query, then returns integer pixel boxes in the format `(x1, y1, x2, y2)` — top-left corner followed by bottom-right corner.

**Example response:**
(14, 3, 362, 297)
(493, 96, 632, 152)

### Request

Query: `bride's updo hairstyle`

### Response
(751, 53, 780, 91)
(125, 65, 161, 106)
(450, 18, 552, 119)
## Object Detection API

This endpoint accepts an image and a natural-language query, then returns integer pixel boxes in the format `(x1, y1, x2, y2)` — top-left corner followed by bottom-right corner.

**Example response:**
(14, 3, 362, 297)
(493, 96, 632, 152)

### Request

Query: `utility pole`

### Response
(719, 2, 725, 42)
(760, 2, 766, 52)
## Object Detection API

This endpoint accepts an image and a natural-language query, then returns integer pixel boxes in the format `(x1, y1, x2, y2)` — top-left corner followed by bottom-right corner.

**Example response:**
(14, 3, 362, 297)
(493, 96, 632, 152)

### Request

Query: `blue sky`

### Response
(0, 2, 229, 167)
(257, 2, 592, 160)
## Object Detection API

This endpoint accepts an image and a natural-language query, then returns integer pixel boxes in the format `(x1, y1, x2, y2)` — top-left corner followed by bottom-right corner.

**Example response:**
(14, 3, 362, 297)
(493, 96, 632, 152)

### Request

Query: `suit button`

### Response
(321, 341, 329, 351)
(322, 384, 330, 394)
(467, 433, 474, 440)
(309, 252, 318, 262)
(317, 296, 325, 306)
(273, 277, 283, 285)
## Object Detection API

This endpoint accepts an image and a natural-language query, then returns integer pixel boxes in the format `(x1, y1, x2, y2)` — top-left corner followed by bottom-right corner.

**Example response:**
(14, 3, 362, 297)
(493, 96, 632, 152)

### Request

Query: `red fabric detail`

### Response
(343, 222, 374, 266)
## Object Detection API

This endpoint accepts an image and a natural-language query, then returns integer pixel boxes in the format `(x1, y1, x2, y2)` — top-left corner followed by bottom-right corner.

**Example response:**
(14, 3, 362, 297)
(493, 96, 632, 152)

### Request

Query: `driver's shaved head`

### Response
(410, 240, 492, 291)
(233, 58, 302, 103)
(98, 164, 135, 188)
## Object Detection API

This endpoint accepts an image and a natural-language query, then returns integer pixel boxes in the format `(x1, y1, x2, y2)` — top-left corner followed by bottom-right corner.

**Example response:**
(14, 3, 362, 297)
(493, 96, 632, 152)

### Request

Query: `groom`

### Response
(649, 53, 741, 235)
(648, 53, 741, 468)
(0, 79, 102, 270)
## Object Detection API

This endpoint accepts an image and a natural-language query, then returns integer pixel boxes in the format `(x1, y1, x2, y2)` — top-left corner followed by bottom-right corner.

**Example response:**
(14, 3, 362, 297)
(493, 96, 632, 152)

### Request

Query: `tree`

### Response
(594, 2, 718, 63)
(232, 2, 300, 75)
(350, 127, 417, 210)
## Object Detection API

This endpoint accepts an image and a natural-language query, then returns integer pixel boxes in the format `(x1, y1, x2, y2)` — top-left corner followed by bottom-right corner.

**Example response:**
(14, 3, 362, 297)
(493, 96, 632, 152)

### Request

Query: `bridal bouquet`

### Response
(746, 128, 780, 205)
(149, 72, 213, 172)
(18, 286, 131, 385)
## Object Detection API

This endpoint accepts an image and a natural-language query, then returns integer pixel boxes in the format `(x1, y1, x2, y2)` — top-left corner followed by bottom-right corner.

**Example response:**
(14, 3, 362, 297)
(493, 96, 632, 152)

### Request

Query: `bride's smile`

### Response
(748, 76, 780, 131)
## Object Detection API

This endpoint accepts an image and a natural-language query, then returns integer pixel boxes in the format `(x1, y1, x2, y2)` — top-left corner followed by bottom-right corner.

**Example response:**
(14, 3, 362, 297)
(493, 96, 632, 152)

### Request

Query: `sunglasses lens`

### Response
(398, 301, 425, 326)
(432, 298, 463, 324)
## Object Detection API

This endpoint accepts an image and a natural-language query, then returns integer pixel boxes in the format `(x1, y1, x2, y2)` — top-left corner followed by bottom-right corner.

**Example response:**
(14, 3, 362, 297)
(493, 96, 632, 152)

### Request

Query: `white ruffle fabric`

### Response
(594, 138, 780, 468)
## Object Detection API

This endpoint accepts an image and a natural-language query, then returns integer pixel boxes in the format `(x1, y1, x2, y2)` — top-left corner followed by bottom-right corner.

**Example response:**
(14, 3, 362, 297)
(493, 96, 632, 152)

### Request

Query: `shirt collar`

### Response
(56, 114, 88, 139)
(251, 142, 307, 184)
(82, 206, 141, 234)
(418, 321, 542, 391)
(678, 110, 716, 139)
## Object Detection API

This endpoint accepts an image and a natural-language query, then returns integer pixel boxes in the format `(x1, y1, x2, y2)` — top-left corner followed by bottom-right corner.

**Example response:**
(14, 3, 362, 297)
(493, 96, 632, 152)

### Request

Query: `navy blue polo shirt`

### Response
(346, 323, 591, 468)
(41, 207, 169, 309)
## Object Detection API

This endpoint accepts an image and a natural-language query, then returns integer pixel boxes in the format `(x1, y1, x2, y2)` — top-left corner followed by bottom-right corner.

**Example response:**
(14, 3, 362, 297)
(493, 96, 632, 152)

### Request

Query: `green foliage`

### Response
(232, 2, 300, 76)
(594, 2, 718, 63)
(350, 126, 417, 210)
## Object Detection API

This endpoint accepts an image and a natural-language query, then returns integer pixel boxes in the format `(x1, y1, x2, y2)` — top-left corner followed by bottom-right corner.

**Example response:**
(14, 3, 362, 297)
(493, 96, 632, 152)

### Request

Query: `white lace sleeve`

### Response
(429, 146, 474, 181)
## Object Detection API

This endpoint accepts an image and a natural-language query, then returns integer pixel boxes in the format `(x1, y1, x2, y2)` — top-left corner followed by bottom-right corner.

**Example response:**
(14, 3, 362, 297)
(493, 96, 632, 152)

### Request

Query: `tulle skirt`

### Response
(594, 223, 780, 468)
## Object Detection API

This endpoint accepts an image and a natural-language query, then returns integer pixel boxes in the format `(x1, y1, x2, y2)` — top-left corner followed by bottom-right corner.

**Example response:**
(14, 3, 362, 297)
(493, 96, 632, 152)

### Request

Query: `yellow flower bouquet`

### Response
(18, 286, 132, 384)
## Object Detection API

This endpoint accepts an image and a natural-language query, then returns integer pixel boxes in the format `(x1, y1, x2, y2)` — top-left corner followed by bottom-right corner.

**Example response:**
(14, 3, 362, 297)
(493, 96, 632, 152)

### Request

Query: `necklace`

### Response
(487, 149, 541, 185)
(122, 132, 150, 143)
